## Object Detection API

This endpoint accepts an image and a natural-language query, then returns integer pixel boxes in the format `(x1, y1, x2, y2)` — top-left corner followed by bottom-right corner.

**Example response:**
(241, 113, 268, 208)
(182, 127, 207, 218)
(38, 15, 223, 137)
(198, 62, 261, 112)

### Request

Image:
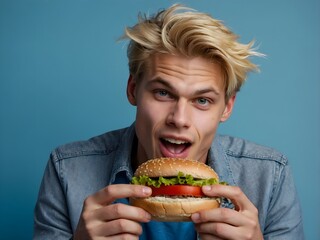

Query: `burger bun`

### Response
(130, 158, 221, 222)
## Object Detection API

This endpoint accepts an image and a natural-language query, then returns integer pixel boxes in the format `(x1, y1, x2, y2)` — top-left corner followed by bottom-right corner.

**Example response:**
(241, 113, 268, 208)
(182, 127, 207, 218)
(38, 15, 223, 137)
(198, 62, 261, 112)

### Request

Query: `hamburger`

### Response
(130, 157, 224, 222)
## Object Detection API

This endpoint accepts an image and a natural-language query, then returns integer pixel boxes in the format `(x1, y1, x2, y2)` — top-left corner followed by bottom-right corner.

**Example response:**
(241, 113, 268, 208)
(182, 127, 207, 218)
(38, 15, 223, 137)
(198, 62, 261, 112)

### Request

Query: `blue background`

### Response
(0, 0, 319, 239)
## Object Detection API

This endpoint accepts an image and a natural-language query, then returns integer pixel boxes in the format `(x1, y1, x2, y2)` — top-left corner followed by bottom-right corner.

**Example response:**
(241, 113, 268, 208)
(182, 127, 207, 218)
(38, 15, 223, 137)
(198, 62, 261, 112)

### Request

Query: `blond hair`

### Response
(121, 4, 263, 100)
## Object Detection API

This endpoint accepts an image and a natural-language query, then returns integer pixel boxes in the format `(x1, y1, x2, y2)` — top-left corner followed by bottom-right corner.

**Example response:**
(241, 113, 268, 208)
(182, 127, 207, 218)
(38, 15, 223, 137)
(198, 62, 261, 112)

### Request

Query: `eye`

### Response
(153, 89, 174, 101)
(197, 98, 208, 105)
(193, 97, 213, 110)
(157, 90, 168, 97)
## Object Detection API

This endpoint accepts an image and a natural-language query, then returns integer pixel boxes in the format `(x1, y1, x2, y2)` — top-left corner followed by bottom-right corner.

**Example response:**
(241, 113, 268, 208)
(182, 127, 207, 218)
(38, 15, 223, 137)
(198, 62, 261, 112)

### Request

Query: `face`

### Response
(127, 54, 235, 164)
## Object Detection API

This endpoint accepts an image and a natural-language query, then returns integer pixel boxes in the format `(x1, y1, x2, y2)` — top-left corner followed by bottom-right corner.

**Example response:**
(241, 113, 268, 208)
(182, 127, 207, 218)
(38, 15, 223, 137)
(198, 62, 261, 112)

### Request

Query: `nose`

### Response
(166, 99, 191, 129)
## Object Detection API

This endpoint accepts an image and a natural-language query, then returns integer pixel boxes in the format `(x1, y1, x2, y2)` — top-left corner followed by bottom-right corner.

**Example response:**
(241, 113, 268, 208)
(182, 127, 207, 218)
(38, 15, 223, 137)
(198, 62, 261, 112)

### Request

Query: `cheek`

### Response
(135, 100, 166, 142)
(194, 110, 221, 143)
(189, 113, 219, 162)
(135, 100, 167, 158)
(136, 101, 162, 126)
(198, 119, 218, 139)
(196, 109, 221, 129)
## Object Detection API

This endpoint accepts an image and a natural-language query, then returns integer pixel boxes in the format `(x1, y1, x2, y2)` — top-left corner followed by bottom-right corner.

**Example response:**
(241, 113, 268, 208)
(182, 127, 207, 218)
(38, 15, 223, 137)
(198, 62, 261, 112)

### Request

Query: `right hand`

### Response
(73, 184, 152, 239)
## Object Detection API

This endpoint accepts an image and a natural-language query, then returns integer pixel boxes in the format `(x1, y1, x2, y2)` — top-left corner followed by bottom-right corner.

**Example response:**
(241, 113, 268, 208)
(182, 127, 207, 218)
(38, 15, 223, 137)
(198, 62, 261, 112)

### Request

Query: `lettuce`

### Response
(131, 171, 225, 188)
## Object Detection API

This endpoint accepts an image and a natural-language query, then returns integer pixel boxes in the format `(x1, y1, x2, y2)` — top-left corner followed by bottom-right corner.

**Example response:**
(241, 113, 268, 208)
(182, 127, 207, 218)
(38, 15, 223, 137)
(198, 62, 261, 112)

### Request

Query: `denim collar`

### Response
(207, 135, 236, 186)
(109, 123, 136, 185)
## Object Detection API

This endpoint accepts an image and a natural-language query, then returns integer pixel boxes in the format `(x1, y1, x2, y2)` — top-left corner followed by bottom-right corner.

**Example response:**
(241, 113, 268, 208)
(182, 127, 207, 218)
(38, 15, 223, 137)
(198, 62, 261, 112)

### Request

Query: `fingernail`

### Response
(191, 213, 200, 223)
(202, 185, 212, 192)
(142, 187, 151, 195)
(145, 212, 152, 220)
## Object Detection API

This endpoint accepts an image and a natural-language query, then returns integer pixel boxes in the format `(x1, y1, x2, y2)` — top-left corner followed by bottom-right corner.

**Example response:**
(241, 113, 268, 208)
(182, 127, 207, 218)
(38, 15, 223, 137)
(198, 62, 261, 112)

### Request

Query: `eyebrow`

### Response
(147, 77, 173, 90)
(194, 87, 220, 96)
(147, 77, 221, 96)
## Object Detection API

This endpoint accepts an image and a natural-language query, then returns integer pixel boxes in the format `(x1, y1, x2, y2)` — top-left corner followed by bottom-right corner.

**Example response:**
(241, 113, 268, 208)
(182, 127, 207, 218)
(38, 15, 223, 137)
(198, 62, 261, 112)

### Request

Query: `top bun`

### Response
(134, 157, 218, 179)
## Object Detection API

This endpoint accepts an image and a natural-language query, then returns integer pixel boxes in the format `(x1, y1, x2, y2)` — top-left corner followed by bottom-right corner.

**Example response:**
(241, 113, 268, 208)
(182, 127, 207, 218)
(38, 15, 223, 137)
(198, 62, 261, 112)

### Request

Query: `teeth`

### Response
(164, 138, 188, 144)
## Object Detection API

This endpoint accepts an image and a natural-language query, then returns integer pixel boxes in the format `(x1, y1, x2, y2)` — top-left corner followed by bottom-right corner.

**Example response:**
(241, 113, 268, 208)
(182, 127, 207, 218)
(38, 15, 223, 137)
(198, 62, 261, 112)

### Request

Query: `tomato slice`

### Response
(150, 185, 205, 197)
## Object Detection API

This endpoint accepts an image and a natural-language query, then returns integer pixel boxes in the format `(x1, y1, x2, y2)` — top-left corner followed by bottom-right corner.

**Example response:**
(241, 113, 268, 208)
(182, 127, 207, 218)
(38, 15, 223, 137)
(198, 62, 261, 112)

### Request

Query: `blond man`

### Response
(34, 4, 304, 240)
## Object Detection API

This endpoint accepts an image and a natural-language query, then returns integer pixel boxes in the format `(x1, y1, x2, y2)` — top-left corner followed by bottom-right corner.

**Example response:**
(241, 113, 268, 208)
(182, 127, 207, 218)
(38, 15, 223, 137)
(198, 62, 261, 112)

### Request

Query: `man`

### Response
(34, 4, 304, 239)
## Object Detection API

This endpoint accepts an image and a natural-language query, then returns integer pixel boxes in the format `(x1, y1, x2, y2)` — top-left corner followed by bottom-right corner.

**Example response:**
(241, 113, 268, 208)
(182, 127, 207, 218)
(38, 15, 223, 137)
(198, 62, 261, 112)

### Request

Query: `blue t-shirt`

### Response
(141, 221, 196, 240)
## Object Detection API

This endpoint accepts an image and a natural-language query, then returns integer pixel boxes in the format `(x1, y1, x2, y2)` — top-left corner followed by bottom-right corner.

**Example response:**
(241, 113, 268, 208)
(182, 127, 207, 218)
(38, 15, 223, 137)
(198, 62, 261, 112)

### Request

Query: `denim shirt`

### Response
(33, 123, 304, 239)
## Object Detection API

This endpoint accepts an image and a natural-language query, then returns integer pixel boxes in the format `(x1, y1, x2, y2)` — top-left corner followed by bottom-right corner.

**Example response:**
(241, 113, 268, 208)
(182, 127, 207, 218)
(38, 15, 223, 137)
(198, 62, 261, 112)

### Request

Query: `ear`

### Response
(220, 95, 236, 122)
(127, 75, 137, 106)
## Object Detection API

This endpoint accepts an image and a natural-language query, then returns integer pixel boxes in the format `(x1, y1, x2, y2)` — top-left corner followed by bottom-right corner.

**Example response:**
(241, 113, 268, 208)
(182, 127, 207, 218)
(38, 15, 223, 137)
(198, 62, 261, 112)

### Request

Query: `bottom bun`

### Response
(130, 196, 220, 222)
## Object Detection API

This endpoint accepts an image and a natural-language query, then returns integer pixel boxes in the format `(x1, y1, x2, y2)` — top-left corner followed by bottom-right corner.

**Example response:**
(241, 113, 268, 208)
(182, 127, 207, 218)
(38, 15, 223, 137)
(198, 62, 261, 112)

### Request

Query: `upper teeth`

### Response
(165, 138, 187, 144)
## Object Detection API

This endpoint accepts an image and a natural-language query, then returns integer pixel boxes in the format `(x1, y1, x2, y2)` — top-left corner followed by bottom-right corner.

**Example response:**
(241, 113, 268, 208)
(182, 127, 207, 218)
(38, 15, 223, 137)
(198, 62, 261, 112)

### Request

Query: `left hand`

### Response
(191, 184, 264, 240)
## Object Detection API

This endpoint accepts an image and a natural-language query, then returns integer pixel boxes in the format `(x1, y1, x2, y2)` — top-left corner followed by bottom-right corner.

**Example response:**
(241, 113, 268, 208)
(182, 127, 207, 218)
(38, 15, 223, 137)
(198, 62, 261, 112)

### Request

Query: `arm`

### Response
(33, 155, 73, 239)
(263, 163, 304, 239)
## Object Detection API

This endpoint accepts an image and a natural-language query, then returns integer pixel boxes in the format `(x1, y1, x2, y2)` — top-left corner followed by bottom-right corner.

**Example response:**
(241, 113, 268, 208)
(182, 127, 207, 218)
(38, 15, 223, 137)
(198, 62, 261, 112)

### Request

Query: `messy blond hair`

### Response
(122, 4, 263, 101)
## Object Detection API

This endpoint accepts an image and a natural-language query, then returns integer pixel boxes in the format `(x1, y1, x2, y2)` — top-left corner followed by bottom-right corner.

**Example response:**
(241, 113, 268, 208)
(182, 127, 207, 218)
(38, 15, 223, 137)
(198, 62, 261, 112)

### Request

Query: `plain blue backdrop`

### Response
(0, 0, 319, 239)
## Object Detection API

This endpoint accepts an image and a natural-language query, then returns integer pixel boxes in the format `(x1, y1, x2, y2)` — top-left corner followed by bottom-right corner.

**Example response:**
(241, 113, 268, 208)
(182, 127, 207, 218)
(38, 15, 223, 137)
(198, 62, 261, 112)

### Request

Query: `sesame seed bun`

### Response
(134, 157, 219, 179)
(130, 157, 220, 222)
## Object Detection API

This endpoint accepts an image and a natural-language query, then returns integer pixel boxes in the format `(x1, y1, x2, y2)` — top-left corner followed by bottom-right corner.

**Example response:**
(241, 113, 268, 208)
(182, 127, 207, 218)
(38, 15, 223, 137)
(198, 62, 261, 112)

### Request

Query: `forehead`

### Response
(145, 53, 225, 90)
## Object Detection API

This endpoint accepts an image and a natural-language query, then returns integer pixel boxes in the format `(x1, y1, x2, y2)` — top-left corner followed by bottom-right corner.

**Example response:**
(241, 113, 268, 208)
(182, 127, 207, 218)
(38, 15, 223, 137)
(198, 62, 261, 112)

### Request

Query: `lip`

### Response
(159, 135, 192, 158)
(161, 134, 192, 143)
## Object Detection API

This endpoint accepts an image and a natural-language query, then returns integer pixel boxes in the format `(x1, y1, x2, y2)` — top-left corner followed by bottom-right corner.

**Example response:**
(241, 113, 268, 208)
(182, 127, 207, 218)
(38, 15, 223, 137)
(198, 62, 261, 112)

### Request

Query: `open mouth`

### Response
(160, 138, 191, 155)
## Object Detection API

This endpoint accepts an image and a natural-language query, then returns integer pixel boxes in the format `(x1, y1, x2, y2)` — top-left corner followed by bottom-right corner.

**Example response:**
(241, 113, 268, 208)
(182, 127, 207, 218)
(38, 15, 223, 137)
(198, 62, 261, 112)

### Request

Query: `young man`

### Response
(34, 4, 304, 239)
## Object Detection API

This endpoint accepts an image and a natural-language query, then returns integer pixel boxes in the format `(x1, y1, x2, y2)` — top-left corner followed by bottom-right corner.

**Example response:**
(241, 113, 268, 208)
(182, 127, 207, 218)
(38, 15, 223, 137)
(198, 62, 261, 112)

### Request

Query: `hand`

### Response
(191, 184, 263, 240)
(74, 184, 152, 240)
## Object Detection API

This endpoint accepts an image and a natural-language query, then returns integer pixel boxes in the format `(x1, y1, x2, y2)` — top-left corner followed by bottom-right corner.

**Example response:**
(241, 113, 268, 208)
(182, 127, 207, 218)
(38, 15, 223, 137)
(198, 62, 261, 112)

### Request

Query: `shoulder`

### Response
(50, 126, 131, 162)
(215, 134, 288, 166)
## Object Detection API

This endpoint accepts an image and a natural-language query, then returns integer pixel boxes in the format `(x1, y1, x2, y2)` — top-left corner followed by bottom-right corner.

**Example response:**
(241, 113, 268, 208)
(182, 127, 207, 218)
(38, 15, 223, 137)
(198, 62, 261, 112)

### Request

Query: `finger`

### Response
(76, 203, 150, 239)
(108, 234, 139, 240)
(192, 207, 247, 226)
(84, 184, 152, 209)
(95, 203, 151, 222)
(197, 232, 224, 240)
(202, 184, 256, 212)
(197, 234, 219, 240)
(195, 222, 239, 240)
(94, 218, 143, 237)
